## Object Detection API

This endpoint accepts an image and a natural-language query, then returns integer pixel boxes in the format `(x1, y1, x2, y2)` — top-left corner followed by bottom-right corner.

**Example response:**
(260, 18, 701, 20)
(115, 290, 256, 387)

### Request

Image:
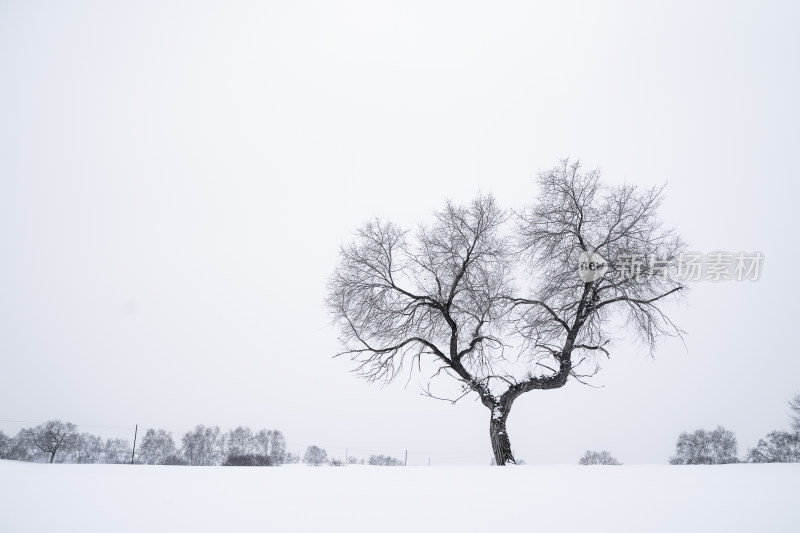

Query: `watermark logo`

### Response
(575, 251, 763, 282)
(577, 250, 609, 282)
(675, 251, 763, 282)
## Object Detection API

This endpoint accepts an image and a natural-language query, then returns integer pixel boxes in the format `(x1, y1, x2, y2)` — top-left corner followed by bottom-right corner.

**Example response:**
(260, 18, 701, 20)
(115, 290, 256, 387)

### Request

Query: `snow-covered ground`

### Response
(1, 460, 797, 532)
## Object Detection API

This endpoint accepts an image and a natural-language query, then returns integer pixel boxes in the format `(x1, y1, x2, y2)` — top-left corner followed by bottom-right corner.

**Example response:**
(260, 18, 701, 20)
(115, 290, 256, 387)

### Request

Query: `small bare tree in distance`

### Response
(327, 160, 686, 465)
(670, 426, 738, 465)
(789, 393, 800, 433)
(579, 450, 622, 465)
(303, 445, 328, 466)
(26, 420, 78, 463)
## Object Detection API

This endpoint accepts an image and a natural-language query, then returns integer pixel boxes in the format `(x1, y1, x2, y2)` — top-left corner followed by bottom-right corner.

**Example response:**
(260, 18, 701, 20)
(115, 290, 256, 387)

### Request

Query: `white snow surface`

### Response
(1, 460, 798, 532)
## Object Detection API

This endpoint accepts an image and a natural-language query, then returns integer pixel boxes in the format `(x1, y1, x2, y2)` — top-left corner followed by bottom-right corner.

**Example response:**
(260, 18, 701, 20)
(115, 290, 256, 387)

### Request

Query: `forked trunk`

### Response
(490, 410, 516, 466)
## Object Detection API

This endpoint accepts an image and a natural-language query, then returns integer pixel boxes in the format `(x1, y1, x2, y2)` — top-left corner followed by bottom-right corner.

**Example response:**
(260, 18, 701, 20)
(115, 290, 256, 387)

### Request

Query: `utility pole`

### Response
(404, 449, 408, 466)
(130, 424, 138, 465)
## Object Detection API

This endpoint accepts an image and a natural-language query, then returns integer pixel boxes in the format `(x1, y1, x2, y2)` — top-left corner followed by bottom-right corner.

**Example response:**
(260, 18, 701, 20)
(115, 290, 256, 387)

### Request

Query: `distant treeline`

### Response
(0, 421, 404, 467)
(579, 425, 799, 466)
(3, 405, 798, 467)
(579, 395, 800, 466)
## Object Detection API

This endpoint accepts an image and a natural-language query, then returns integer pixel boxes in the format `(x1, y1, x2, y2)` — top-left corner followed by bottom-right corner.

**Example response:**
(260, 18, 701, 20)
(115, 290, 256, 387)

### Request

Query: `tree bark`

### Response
(489, 408, 516, 466)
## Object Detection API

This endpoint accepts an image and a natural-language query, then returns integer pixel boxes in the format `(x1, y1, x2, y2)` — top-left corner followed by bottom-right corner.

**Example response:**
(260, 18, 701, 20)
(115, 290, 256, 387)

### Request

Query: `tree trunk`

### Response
(49, 451, 55, 464)
(490, 409, 516, 466)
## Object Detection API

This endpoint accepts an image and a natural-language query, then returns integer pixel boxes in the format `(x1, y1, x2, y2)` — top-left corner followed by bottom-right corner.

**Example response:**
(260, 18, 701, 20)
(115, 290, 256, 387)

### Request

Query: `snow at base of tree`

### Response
(1, 460, 797, 532)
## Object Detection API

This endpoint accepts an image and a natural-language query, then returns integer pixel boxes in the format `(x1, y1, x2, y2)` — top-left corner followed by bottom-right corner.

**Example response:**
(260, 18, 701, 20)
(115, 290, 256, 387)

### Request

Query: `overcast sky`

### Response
(1, 0, 799, 465)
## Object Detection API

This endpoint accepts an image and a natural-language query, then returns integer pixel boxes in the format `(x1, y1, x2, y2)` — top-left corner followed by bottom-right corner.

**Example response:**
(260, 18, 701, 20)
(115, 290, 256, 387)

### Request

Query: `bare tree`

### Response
(181, 425, 226, 466)
(303, 445, 327, 466)
(69, 433, 104, 464)
(670, 426, 738, 465)
(789, 393, 800, 433)
(747, 431, 800, 463)
(227, 426, 256, 457)
(1, 430, 36, 461)
(579, 450, 621, 465)
(25, 420, 78, 463)
(327, 160, 685, 465)
(254, 429, 287, 465)
(103, 438, 132, 464)
(138, 429, 177, 465)
(0, 431, 12, 459)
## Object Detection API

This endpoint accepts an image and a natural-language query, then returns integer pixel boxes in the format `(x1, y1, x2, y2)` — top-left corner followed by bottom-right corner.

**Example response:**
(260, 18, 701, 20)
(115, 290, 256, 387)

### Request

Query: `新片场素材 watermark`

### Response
(576, 251, 762, 282)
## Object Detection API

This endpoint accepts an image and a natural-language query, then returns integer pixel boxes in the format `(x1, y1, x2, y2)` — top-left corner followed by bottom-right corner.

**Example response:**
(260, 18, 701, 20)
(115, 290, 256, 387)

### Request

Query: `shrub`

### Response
(578, 450, 621, 465)
(368, 454, 403, 466)
(163, 454, 189, 465)
(223, 453, 274, 466)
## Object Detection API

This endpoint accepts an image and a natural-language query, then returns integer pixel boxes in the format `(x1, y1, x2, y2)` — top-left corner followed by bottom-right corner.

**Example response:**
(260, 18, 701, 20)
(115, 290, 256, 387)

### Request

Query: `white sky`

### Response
(1, 0, 799, 465)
